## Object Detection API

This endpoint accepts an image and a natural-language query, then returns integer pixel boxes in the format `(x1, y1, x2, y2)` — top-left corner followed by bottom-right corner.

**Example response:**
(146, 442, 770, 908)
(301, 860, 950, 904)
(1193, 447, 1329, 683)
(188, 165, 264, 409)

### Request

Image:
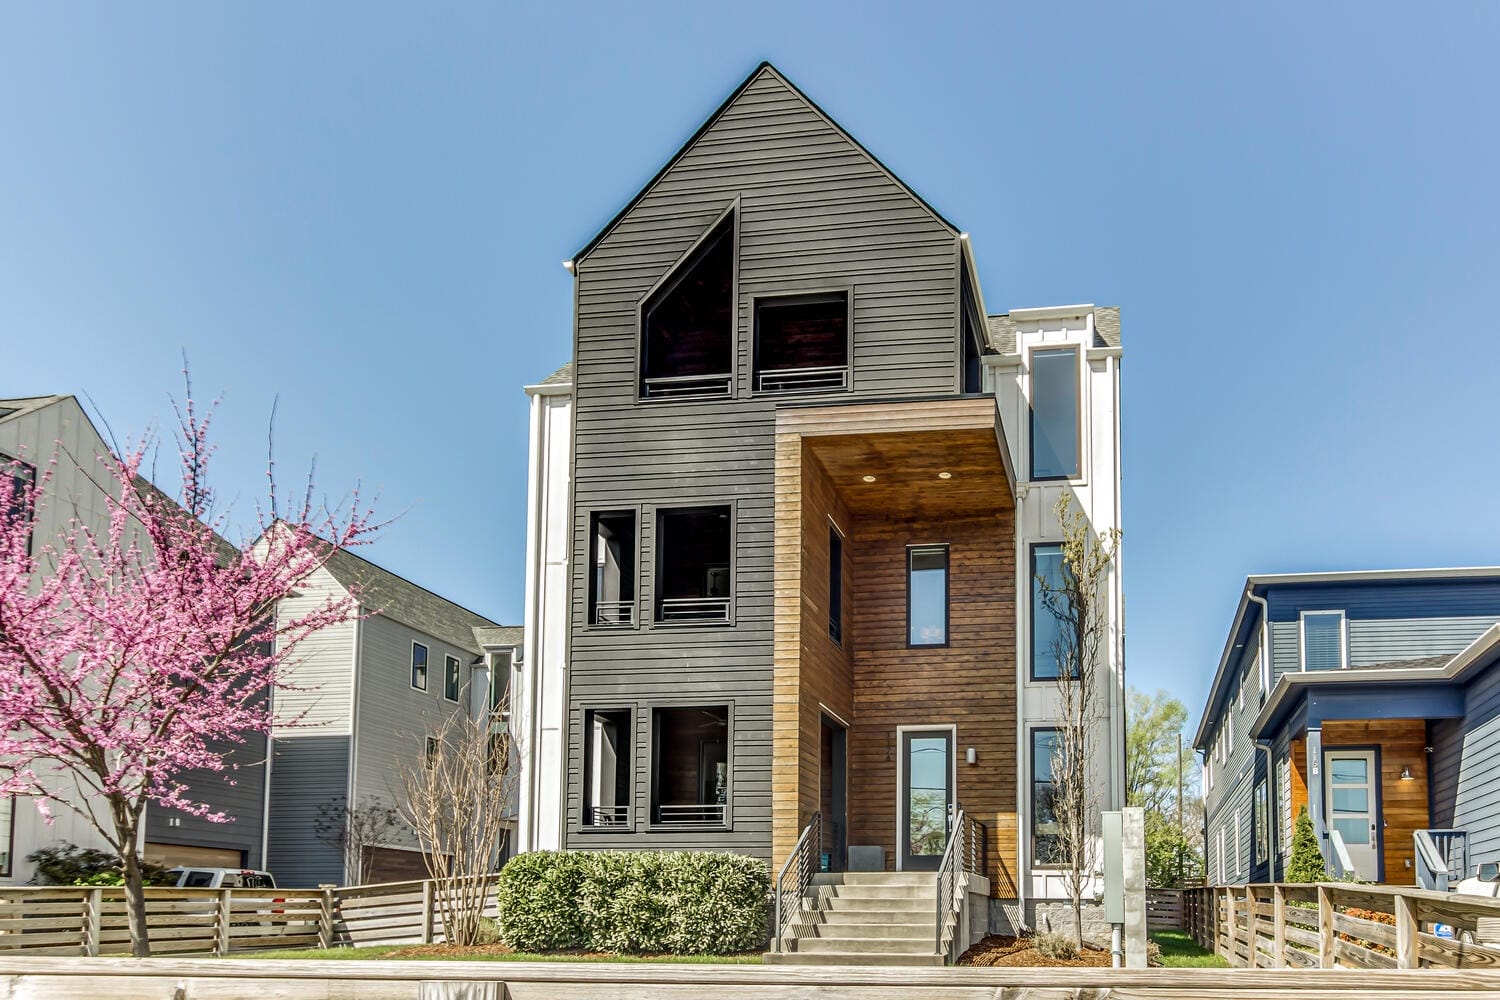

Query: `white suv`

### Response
(167, 867, 278, 889)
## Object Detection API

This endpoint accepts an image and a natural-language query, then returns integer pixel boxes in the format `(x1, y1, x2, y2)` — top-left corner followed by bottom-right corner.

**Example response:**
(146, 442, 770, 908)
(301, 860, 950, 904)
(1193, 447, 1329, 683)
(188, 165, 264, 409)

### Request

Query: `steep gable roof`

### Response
(571, 62, 958, 264)
(0, 395, 67, 425)
(321, 546, 500, 655)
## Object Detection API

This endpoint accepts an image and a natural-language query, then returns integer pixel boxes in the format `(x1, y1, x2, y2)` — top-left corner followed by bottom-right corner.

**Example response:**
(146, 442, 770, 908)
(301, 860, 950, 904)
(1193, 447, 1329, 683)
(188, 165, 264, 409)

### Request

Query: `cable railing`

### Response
(934, 807, 988, 964)
(654, 803, 726, 826)
(583, 805, 630, 828)
(642, 373, 733, 400)
(773, 812, 821, 953)
(755, 365, 849, 394)
(591, 601, 635, 627)
(657, 597, 731, 624)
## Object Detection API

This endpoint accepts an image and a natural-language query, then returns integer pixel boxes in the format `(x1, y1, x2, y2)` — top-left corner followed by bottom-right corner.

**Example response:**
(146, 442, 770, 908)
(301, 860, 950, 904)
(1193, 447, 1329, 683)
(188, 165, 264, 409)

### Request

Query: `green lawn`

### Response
(235, 945, 762, 964)
(1149, 929, 1228, 968)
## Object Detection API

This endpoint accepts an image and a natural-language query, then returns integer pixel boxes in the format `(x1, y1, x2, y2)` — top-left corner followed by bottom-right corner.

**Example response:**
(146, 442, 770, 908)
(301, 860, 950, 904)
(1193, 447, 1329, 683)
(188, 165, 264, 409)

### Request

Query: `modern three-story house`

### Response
(512, 63, 1126, 943)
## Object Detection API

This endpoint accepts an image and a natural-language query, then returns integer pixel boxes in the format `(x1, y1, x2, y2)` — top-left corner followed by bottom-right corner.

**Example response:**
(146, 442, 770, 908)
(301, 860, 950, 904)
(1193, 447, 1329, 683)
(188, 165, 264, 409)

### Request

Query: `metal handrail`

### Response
(1414, 829, 1467, 891)
(934, 808, 966, 963)
(642, 373, 733, 399)
(591, 601, 635, 626)
(773, 812, 821, 953)
(756, 365, 849, 393)
(657, 597, 731, 624)
(584, 805, 630, 828)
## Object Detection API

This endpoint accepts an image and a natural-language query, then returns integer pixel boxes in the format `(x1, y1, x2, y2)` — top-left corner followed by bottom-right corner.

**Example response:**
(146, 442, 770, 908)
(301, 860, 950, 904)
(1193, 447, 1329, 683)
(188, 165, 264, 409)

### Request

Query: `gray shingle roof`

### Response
(321, 547, 501, 655)
(983, 307, 1122, 354)
(536, 362, 573, 386)
(473, 625, 524, 649)
(1350, 655, 1451, 672)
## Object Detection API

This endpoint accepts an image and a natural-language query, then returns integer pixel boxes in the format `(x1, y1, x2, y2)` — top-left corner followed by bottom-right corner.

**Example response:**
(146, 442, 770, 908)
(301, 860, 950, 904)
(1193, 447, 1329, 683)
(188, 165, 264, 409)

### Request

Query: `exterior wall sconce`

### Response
(1400, 765, 1414, 780)
(966, 747, 978, 765)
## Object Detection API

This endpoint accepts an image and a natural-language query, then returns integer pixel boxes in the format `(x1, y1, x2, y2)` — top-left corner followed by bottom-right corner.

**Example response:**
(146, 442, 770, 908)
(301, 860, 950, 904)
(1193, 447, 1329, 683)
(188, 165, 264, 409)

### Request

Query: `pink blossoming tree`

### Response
(0, 389, 377, 956)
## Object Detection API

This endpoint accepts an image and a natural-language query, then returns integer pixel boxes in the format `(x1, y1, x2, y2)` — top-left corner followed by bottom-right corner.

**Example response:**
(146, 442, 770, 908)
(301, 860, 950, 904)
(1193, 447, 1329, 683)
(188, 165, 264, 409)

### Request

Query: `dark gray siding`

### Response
(266, 735, 350, 887)
(1431, 660, 1500, 869)
(566, 67, 962, 858)
(145, 732, 267, 864)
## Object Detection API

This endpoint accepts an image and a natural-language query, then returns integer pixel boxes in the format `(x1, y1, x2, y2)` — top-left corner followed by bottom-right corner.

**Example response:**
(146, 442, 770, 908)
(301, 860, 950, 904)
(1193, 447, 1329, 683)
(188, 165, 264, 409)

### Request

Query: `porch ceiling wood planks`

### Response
(778, 396, 1013, 520)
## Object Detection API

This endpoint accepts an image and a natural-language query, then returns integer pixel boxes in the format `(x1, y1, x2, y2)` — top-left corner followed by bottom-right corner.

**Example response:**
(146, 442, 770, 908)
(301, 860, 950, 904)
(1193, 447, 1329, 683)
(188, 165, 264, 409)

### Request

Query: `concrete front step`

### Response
(812, 872, 936, 887)
(795, 936, 935, 955)
(821, 895, 937, 913)
(809, 920, 932, 939)
(827, 884, 938, 900)
(764, 950, 945, 967)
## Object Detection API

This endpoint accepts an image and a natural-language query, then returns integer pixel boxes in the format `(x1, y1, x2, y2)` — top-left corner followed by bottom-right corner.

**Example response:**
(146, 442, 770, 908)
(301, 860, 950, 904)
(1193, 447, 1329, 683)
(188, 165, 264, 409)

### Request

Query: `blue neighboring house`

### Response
(1193, 568, 1500, 889)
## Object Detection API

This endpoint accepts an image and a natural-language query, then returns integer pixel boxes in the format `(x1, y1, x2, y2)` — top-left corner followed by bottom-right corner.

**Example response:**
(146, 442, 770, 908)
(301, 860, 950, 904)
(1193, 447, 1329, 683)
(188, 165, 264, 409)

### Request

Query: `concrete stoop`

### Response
(764, 872, 945, 967)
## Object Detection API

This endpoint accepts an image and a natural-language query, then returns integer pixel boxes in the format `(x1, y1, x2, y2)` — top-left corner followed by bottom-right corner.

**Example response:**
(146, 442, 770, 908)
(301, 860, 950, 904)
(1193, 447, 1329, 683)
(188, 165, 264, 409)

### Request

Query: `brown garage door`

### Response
(144, 842, 245, 869)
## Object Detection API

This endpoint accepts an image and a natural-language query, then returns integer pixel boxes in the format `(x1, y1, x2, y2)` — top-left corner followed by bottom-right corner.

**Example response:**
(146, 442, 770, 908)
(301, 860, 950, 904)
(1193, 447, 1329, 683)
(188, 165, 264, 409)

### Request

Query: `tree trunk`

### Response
(120, 846, 151, 957)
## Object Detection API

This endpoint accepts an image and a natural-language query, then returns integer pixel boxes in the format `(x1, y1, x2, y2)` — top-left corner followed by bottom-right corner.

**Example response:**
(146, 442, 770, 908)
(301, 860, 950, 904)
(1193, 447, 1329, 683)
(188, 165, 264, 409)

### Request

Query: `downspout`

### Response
(521, 388, 546, 853)
(1245, 589, 1270, 698)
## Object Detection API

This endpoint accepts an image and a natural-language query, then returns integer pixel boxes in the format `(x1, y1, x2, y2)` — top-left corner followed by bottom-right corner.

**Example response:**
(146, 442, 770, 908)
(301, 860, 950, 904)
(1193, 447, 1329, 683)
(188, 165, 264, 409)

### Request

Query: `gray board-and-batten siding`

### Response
(1431, 656, 1500, 870)
(564, 65, 972, 857)
(266, 735, 351, 888)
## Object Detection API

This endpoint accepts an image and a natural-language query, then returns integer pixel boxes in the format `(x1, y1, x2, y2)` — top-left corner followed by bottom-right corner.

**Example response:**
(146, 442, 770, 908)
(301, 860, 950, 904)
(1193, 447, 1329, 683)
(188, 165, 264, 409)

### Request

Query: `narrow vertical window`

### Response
(907, 545, 949, 647)
(0, 794, 11, 877)
(828, 525, 843, 644)
(443, 655, 461, 702)
(1029, 348, 1079, 480)
(960, 267, 984, 394)
(583, 708, 632, 827)
(1, 454, 36, 557)
(1030, 543, 1068, 680)
(489, 649, 512, 716)
(424, 737, 439, 769)
(1031, 728, 1062, 865)
(1253, 778, 1270, 866)
(410, 643, 429, 691)
(588, 511, 637, 626)
(1300, 611, 1346, 671)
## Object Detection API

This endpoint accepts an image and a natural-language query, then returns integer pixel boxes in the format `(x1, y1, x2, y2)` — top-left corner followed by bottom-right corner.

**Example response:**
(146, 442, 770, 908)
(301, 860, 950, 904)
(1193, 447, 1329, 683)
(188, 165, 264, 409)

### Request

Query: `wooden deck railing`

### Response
(1184, 883, 1500, 971)
(0, 875, 499, 957)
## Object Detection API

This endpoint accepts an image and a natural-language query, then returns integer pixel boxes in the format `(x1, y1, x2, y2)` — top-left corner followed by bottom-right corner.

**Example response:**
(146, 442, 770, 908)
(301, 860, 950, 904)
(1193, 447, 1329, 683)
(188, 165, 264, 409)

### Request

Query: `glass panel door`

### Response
(1324, 749, 1380, 880)
(901, 729, 953, 871)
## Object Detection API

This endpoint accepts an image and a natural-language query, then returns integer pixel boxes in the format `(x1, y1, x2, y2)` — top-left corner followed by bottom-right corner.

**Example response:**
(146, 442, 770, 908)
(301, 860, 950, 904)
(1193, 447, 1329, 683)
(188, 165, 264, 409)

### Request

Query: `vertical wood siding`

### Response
(565, 67, 963, 859)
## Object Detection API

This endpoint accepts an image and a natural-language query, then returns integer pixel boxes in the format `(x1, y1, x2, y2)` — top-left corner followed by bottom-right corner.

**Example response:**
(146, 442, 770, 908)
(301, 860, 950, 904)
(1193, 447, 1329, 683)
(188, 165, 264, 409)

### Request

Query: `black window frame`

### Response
(751, 289, 852, 395)
(906, 544, 950, 648)
(647, 702, 733, 831)
(424, 736, 439, 769)
(0, 793, 13, 878)
(960, 265, 985, 394)
(828, 522, 844, 645)
(653, 503, 734, 626)
(1030, 542, 1072, 681)
(442, 654, 461, 703)
(1031, 727, 1063, 867)
(638, 209, 737, 401)
(587, 509, 638, 628)
(581, 706, 634, 830)
(1, 453, 36, 557)
(410, 642, 429, 692)
(488, 649, 512, 716)
(1029, 347, 1081, 482)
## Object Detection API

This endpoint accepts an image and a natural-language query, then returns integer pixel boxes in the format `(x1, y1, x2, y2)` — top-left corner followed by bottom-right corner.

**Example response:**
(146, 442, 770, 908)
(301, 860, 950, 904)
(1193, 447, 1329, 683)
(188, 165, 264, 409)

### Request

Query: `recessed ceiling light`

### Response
(938, 472, 952, 480)
(862, 475, 877, 483)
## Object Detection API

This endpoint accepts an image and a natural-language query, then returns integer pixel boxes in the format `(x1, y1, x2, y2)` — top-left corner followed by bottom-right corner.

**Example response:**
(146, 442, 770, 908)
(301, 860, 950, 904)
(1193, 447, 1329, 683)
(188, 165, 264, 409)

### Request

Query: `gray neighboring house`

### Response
(1194, 568, 1500, 888)
(0, 395, 268, 881)
(265, 547, 520, 888)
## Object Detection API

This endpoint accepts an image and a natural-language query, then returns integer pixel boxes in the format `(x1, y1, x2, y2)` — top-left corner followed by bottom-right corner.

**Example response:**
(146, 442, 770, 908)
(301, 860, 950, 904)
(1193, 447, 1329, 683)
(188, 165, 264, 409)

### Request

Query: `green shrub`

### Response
(27, 843, 175, 887)
(496, 850, 769, 955)
(1286, 807, 1327, 883)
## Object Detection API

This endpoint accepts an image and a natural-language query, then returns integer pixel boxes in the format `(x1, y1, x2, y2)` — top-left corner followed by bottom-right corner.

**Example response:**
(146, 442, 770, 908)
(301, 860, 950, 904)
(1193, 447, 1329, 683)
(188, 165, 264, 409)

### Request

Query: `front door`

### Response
(1325, 749, 1380, 880)
(900, 728, 953, 871)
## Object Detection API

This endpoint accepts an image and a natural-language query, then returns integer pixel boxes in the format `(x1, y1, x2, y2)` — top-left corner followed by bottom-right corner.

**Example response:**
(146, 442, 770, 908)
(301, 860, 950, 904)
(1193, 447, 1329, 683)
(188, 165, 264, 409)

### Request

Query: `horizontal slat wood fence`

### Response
(0, 875, 498, 957)
(3, 956, 1500, 999)
(1146, 889, 1184, 932)
(1184, 883, 1500, 972)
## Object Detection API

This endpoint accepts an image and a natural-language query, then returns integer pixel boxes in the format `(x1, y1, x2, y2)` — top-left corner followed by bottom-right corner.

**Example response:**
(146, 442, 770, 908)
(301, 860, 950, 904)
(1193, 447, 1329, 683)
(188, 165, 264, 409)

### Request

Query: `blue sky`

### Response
(4, 2, 1498, 720)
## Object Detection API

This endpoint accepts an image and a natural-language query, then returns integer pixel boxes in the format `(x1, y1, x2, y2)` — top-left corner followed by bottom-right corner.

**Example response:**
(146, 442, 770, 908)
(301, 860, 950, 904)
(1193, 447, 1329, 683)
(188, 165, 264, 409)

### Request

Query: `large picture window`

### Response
(655, 506, 732, 624)
(650, 705, 730, 827)
(907, 545, 949, 647)
(1031, 543, 1068, 680)
(753, 291, 849, 393)
(1029, 348, 1079, 480)
(1031, 728, 1062, 866)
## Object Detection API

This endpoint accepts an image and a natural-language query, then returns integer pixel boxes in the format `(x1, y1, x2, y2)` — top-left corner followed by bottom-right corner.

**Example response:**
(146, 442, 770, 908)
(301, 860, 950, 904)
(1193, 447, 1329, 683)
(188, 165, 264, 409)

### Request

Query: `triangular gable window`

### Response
(640, 212, 734, 399)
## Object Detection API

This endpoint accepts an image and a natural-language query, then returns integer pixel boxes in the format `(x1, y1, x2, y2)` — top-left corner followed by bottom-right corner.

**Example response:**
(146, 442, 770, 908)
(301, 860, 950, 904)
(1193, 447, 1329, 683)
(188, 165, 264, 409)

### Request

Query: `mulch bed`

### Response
(957, 935, 1114, 967)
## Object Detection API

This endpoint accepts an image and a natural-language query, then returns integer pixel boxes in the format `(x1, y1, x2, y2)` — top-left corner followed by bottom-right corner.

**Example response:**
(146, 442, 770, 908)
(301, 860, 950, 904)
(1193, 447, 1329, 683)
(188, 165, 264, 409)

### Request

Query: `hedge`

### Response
(495, 850, 770, 955)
